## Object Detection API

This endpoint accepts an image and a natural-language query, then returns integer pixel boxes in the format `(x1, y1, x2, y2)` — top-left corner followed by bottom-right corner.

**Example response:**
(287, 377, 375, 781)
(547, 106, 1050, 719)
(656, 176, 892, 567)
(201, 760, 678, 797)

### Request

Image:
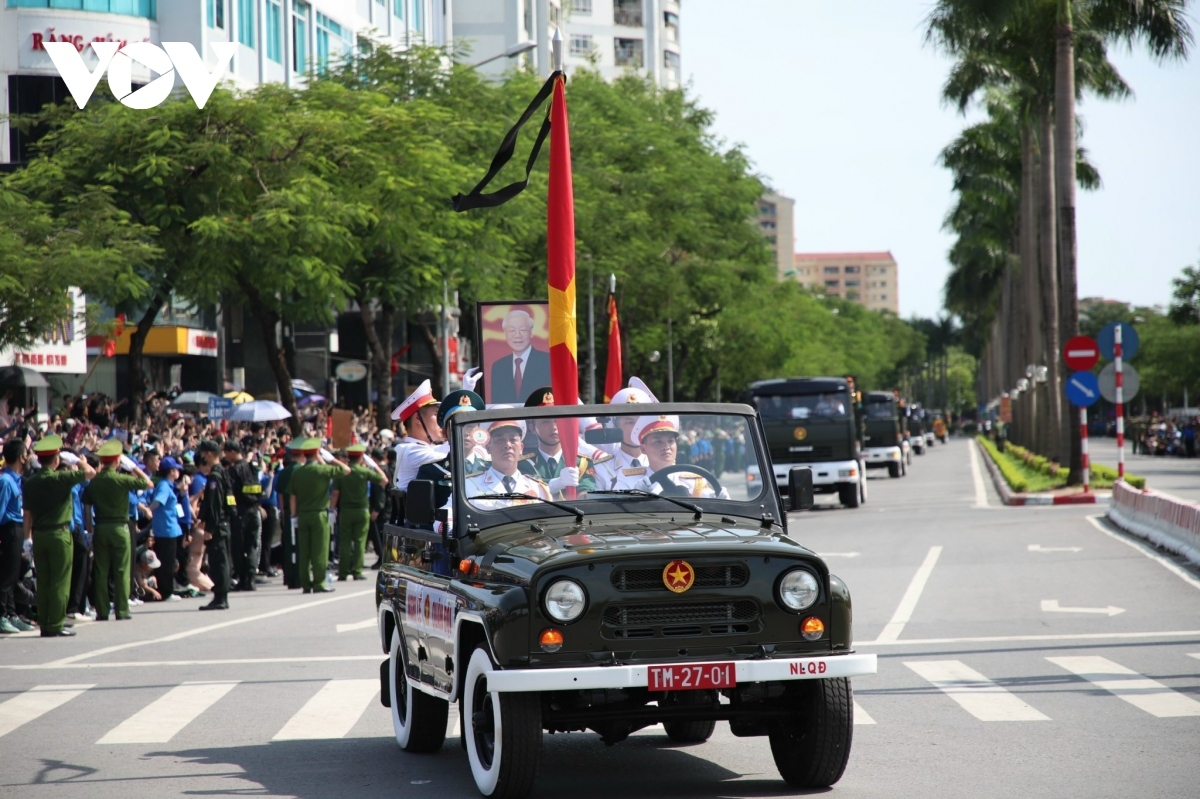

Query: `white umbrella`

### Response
(229, 399, 292, 422)
(170, 391, 217, 411)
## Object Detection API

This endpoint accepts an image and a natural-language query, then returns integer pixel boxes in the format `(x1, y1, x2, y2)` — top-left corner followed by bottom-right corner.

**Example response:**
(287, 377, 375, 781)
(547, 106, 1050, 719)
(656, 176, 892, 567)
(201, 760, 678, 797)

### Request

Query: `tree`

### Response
(1168, 262, 1200, 325)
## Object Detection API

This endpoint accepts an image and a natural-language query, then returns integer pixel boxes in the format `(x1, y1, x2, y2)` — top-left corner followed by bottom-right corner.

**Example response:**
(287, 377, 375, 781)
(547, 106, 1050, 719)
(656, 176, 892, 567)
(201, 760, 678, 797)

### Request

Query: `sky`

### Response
(682, 1, 1200, 320)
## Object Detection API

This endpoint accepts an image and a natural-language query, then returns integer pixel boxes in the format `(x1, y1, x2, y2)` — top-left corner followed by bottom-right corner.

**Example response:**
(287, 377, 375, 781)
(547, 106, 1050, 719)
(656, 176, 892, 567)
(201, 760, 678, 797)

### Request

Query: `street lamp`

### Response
(469, 40, 537, 69)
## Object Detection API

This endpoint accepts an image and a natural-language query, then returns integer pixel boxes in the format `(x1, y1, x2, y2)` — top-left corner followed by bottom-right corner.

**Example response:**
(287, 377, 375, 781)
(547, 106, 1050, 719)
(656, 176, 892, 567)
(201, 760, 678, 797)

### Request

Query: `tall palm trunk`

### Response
(1019, 123, 1042, 452)
(1055, 0, 1082, 481)
(1037, 106, 1064, 462)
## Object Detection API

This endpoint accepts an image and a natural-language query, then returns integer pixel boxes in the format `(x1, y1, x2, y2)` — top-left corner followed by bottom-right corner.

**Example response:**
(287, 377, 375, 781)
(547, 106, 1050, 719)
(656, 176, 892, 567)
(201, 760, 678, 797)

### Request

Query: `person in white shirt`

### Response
(390, 379, 449, 492)
(463, 419, 551, 509)
(592, 413, 654, 491)
(633, 415, 729, 499)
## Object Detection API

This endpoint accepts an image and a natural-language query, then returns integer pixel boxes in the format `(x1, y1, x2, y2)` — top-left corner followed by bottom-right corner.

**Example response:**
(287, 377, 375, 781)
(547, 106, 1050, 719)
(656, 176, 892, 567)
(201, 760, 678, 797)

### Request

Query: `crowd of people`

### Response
(1127, 414, 1199, 458)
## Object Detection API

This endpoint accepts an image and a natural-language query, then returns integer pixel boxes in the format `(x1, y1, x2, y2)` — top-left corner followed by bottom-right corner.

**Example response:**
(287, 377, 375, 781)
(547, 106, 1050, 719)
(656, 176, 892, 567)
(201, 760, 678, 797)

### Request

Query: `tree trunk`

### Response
(418, 317, 445, 398)
(127, 290, 166, 425)
(358, 295, 395, 430)
(1055, 3, 1082, 482)
(1038, 107, 1064, 463)
(239, 280, 301, 435)
(1019, 124, 1044, 453)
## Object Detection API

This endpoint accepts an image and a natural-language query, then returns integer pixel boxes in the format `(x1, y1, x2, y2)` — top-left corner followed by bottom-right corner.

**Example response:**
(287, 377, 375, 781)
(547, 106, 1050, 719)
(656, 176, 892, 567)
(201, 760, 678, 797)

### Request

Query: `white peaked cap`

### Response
(392, 378, 437, 421)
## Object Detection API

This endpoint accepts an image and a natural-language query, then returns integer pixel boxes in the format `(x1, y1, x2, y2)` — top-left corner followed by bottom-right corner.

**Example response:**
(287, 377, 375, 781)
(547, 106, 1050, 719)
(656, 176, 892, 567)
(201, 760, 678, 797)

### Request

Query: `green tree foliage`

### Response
(1168, 261, 1200, 325)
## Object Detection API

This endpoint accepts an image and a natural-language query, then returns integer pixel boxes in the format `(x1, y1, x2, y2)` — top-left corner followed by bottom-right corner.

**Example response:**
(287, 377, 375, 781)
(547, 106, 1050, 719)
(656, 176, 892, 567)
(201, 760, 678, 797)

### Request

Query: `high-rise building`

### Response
(1, 0, 450, 165)
(792, 251, 900, 315)
(454, 0, 681, 89)
(757, 192, 795, 279)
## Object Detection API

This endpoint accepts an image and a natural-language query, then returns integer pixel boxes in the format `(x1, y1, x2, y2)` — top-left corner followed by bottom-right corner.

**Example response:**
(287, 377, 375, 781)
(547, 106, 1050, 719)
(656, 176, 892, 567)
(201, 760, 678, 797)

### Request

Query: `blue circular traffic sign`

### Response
(1098, 322, 1139, 361)
(1065, 371, 1101, 407)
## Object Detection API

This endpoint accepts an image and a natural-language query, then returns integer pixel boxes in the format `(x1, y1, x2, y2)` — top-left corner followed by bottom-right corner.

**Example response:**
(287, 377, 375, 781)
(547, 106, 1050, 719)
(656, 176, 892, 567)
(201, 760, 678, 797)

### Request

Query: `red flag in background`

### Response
(547, 75, 579, 493)
(603, 275, 623, 402)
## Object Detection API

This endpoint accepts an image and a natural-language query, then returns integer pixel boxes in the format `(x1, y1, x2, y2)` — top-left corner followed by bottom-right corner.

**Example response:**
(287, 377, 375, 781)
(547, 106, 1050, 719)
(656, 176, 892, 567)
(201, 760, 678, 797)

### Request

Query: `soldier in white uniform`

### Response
(632, 415, 730, 499)
(591, 411, 656, 491)
(463, 418, 552, 510)
(390, 379, 450, 491)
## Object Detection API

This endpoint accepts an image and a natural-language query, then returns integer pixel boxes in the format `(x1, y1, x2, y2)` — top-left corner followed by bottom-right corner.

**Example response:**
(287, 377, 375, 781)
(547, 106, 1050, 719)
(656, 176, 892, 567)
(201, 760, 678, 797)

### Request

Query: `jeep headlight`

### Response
(778, 569, 820, 611)
(544, 579, 587, 623)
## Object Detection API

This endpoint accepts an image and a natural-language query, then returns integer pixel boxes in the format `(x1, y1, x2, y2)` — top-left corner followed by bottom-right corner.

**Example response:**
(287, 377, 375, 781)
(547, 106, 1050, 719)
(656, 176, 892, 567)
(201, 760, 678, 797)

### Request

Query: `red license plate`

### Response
(647, 662, 736, 692)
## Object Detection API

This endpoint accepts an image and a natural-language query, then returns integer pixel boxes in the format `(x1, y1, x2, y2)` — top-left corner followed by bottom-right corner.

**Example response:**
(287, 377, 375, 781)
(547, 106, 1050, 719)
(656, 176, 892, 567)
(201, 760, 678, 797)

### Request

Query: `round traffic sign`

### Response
(1098, 362, 1140, 404)
(1098, 322, 1139, 361)
(1062, 335, 1100, 371)
(1065, 371, 1101, 407)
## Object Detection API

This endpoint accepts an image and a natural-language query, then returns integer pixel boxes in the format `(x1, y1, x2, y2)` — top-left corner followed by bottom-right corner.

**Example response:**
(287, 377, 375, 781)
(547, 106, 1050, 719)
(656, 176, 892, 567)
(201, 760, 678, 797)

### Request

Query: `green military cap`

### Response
(98, 440, 124, 461)
(297, 438, 321, 455)
(346, 443, 366, 455)
(33, 435, 63, 457)
(524, 386, 555, 407)
(438, 389, 486, 428)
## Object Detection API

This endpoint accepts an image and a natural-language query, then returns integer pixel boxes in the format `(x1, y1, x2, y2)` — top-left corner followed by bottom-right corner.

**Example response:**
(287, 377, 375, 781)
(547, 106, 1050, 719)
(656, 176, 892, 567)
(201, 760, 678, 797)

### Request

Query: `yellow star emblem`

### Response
(662, 559, 695, 593)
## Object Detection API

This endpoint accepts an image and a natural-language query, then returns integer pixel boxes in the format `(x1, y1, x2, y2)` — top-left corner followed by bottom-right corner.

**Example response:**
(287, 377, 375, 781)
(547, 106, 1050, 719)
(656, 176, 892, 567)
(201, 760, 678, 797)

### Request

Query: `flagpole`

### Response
(587, 263, 595, 404)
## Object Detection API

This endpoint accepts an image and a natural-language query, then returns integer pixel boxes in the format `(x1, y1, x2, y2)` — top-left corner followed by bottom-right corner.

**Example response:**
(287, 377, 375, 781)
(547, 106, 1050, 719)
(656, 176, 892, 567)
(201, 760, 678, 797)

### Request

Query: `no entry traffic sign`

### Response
(1065, 371, 1100, 407)
(1062, 335, 1100, 371)
(1098, 322, 1139, 361)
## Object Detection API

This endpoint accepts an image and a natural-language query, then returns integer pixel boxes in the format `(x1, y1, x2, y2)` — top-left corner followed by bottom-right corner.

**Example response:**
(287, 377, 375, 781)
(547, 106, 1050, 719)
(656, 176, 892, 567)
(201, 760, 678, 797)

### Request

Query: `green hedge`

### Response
(976, 436, 1029, 493)
(1092, 463, 1146, 490)
(998, 440, 1145, 489)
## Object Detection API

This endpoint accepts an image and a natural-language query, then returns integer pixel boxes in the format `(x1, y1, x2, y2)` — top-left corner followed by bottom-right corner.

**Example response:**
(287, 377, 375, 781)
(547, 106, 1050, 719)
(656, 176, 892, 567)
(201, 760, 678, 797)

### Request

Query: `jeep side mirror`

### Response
(788, 467, 815, 512)
(405, 480, 435, 526)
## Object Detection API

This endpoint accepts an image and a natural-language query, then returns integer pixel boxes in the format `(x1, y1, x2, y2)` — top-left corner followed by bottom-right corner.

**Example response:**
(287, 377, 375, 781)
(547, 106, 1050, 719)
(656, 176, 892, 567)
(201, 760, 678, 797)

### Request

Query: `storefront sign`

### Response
(18, 13, 158, 74)
(186, 330, 219, 357)
(1, 290, 88, 374)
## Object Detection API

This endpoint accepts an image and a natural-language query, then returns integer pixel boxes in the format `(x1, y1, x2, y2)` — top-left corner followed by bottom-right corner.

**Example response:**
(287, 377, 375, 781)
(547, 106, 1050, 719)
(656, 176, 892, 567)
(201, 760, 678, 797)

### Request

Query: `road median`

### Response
(1107, 480, 1200, 567)
(974, 437, 1106, 506)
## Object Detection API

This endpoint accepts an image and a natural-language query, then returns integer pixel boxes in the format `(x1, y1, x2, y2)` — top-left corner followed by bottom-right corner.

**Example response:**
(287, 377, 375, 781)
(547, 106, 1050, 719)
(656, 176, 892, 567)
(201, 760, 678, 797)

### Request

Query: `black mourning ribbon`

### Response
(452, 71, 563, 212)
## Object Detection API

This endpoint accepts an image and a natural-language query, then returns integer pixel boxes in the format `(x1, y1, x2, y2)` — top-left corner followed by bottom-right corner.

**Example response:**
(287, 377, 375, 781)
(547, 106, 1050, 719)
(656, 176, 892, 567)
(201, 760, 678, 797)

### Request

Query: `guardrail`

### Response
(1107, 480, 1200, 566)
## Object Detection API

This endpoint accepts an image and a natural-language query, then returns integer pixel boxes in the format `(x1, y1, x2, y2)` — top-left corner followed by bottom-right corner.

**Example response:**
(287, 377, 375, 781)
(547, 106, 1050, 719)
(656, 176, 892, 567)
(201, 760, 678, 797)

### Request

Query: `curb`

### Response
(975, 440, 1108, 506)
(1107, 481, 1200, 567)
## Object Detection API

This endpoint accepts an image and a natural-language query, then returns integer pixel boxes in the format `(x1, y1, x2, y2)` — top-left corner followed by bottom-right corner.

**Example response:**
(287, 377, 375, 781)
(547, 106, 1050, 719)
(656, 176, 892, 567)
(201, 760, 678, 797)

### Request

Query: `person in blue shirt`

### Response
(182, 466, 212, 596)
(148, 457, 184, 600)
(0, 439, 32, 633)
(65, 473, 93, 620)
(258, 458, 279, 577)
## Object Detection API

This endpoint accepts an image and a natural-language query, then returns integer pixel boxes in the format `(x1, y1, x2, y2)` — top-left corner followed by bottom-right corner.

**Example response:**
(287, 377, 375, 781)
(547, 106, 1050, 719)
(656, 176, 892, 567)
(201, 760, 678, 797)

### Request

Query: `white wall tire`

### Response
(389, 626, 448, 753)
(463, 646, 542, 799)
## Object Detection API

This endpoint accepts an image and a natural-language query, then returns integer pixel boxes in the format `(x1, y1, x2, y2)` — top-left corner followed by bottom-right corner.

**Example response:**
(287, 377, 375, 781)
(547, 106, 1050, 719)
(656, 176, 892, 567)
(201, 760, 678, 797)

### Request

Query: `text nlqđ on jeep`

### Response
(375, 402, 876, 799)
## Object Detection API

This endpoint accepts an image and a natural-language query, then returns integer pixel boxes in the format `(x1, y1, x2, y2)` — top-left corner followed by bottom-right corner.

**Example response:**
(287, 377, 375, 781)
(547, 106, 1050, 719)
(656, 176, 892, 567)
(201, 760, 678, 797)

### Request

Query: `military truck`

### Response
(744, 378, 866, 509)
(862, 391, 906, 478)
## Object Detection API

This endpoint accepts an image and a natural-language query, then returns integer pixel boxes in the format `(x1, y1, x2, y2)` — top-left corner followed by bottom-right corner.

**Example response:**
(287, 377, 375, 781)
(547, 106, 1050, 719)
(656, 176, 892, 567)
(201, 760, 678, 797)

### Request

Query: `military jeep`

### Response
(375, 402, 876, 799)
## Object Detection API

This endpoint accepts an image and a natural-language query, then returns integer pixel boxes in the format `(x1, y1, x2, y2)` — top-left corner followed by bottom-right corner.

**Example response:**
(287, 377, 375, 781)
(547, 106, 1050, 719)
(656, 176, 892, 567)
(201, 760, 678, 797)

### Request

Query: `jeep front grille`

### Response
(610, 564, 750, 592)
(602, 600, 760, 639)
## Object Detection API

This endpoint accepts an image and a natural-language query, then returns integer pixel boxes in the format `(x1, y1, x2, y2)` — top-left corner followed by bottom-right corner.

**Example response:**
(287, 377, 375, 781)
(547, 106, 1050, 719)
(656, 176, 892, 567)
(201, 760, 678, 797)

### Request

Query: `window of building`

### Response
(880, 294, 887, 300)
(761, 220, 776, 231)
(412, 0, 424, 33)
(844, 265, 860, 274)
(12, 0, 156, 17)
(316, 11, 342, 71)
(569, 34, 594, 56)
(614, 38, 644, 68)
(266, 0, 283, 63)
(207, 0, 224, 28)
(664, 50, 680, 70)
(614, 0, 643, 27)
(759, 203, 775, 216)
(845, 279, 860, 288)
(825, 279, 840, 288)
(664, 11, 679, 42)
(824, 265, 839, 274)
(237, 0, 255, 47)
(571, 0, 592, 14)
(393, 0, 403, 21)
(292, 1, 309, 72)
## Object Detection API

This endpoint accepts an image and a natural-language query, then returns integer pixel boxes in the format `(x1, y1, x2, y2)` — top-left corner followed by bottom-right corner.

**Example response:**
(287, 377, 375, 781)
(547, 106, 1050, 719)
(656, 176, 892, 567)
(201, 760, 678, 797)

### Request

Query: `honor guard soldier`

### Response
(288, 439, 350, 593)
(332, 445, 386, 581)
(222, 441, 262, 592)
(463, 418, 552, 510)
(195, 439, 236, 610)
(414, 390, 487, 512)
(82, 440, 152, 621)
(591, 406, 656, 492)
(22, 436, 96, 635)
(391, 379, 449, 492)
(519, 387, 602, 497)
(632, 415, 729, 499)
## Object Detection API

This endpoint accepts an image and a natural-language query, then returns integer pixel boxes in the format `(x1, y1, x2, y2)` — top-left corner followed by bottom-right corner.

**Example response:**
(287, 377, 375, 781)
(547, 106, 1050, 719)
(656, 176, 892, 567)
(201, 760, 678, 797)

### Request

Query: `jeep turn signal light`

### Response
(458, 559, 478, 576)
(539, 628, 564, 653)
(801, 617, 825, 641)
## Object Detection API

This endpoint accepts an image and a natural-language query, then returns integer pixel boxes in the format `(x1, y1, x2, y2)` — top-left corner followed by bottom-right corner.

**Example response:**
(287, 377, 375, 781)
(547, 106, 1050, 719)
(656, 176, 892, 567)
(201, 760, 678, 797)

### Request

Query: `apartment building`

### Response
(757, 191, 795, 279)
(792, 251, 900, 315)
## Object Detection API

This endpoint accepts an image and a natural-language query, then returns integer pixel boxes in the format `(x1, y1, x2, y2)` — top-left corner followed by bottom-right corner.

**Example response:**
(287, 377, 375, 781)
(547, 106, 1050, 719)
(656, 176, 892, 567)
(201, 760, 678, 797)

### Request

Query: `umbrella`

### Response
(229, 400, 292, 423)
(296, 393, 328, 408)
(291, 378, 317, 394)
(170, 390, 217, 412)
(224, 390, 254, 405)
(0, 365, 49, 389)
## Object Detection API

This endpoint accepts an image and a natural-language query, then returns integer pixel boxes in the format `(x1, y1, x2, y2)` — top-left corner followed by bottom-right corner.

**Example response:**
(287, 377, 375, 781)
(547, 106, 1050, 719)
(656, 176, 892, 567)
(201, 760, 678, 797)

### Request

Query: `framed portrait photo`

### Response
(476, 300, 551, 406)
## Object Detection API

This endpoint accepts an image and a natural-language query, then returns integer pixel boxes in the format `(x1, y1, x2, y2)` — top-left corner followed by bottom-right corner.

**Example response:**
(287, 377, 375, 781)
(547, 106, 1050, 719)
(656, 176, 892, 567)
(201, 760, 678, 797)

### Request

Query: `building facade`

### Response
(756, 191, 794, 279)
(2, 0, 450, 164)
(792, 251, 900, 315)
(455, 0, 680, 88)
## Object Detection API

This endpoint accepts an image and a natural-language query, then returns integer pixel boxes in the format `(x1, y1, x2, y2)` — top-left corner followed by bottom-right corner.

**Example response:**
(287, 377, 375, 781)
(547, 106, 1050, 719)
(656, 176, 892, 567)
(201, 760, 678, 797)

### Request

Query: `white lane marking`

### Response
(1086, 515, 1200, 593)
(853, 701, 876, 725)
(969, 440, 990, 509)
(0, 655, 381, 671)
(0, 684, 93, 739)
(874, 546, 943, 644)
(98, 681, 239, 744)
(447, 712, 461, 738)
(816, 552, 860, 558)
(861, 629, 1200, 647)
(1040, 599, 1126, 616)
(1048, 656, 1200, 718)
(905, 661, 1049, 722)
(46, 589, 374, 667)
(336, 619, 377, 633)
(1028, 544, 1084, 553)
(273, 679, 378, 740)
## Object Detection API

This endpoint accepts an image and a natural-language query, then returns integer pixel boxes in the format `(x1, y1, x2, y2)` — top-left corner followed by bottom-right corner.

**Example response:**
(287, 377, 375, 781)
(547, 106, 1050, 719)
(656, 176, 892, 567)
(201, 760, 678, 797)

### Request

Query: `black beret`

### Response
(197, 440, 221, 455)
(222, 440, 243, 453)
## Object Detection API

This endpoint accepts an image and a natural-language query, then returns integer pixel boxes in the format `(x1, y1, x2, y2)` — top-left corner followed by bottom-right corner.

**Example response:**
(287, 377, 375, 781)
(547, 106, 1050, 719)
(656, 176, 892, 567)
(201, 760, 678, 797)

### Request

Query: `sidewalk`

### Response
(1088, 438, 1200, 502)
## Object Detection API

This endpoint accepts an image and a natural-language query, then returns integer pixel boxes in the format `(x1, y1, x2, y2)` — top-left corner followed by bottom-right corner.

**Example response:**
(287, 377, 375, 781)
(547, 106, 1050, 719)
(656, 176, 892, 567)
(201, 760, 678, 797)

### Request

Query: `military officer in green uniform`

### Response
(288, 439, 350, 593)
(195, 440, 236, 610)
(519, 387, 599, 497)
(82, 440, 153, 621)
(22, 436, 96, 636)
(332, 445, 387, 581)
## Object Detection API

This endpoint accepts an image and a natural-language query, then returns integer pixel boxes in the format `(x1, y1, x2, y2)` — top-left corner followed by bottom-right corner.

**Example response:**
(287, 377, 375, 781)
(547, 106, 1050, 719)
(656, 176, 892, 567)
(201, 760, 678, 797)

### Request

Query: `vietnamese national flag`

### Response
(603, 279, 623, 403)
(547, 75, 579, 493)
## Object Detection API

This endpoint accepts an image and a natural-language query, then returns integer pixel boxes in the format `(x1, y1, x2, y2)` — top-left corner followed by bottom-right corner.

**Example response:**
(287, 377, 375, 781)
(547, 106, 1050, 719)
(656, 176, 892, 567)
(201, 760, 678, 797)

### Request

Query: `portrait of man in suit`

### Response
(484, 307, 552, 404)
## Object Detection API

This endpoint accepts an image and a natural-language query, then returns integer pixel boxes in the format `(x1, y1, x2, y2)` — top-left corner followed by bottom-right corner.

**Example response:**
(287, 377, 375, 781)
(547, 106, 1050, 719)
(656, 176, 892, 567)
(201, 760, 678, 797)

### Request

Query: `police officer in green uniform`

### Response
(222, 441, 262, 592)
(195, 440, 235, 610)
(332, 445, 386, 581)
(22, 436, 96, 636)
(518, 387, 598, 496)
(288, 439, 349, 593)
(82, 440, 152, 621)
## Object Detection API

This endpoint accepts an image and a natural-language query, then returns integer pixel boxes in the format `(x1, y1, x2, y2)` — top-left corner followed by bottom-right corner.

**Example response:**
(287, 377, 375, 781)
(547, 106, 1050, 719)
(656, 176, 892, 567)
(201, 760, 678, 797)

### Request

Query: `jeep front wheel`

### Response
(464, 646, 542, 799)
(768, 677, 855, 788)
(389, 626, 448, 752)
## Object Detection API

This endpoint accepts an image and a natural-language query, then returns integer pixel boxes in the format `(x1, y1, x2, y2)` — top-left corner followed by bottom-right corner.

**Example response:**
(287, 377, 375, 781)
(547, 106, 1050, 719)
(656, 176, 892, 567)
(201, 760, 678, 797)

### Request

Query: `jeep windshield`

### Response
(451, 403, 770, 522)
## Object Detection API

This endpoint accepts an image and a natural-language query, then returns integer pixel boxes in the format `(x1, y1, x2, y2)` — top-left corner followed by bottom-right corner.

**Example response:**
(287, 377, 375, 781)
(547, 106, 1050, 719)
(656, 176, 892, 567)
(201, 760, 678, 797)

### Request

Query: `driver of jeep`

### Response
(634, 415, 729, 499)
(463, 418, 552, 508)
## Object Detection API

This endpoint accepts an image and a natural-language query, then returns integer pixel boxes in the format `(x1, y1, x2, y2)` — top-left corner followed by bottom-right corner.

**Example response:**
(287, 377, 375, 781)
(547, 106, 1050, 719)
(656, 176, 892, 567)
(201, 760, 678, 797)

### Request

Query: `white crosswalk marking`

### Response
(853, 701, 876, 725)
(906, 661, 1050, 721)
(273, 679, 378, 740)
(1048, 656, 1200, 718)
(0, 684, 93, 739)
(97, 681, 240, 744)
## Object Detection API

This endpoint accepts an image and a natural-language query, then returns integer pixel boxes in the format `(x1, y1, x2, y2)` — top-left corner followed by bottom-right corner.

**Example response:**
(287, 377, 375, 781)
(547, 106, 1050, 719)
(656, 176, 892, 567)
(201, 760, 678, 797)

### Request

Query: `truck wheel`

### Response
(887, 462, 901, 479)
(768, 677, 854, 789)
(663, 690, 718, 743)
(838, 484, 860, 509)
(390, 626, 448, 753)
(464, 646, 542, 799)
(901, 456, 908, 476)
